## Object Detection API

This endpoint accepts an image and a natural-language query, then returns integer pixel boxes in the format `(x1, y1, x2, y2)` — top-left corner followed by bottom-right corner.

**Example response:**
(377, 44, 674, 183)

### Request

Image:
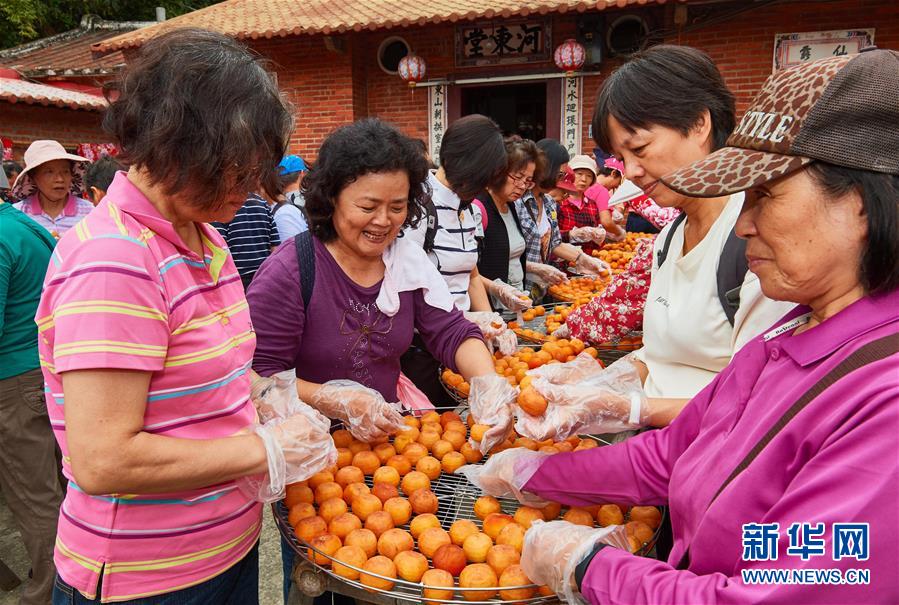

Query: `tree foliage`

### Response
(1, 0, 220, 49)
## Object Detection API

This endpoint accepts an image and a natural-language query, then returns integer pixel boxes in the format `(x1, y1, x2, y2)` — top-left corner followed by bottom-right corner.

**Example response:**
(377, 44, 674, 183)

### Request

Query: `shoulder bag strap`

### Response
(656, 212, 687, 268)
(293, 229, 315, 309)
(675, 331, 899, 570)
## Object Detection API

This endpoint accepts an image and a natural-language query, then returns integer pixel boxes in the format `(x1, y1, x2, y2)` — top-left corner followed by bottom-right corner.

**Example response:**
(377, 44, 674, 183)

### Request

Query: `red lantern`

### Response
(554, 39, 586, 75)
(398, 54, 427, 88)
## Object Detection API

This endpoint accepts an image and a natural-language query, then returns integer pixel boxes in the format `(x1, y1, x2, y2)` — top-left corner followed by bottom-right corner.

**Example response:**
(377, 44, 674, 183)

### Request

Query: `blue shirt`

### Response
(212, 194, 280, 279)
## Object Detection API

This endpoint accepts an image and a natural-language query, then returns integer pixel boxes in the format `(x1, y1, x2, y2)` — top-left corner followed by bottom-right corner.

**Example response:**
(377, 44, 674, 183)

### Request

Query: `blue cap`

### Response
(278, 155, 307, 175)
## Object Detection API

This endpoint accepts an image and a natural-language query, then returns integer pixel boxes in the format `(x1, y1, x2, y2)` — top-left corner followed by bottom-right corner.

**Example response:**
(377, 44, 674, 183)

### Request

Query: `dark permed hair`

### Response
(303, 118, 429, 242)
(593, 44, 736, 154)
(808, 162, 899, 295)
(102, 28, 293, 209)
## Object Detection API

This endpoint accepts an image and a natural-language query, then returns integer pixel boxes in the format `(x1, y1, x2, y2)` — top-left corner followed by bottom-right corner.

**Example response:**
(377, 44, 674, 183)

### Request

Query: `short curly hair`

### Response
(303, 119, 429, 242)
(487, 137, 547, 192)
(102, 28, 293, 209)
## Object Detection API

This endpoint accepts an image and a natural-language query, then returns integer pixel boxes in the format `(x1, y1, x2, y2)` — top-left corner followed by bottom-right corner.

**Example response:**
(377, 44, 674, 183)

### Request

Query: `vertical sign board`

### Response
(773, 29, 874, 71)
(429, 84, 448, 166)
(561, 76, 582, 157)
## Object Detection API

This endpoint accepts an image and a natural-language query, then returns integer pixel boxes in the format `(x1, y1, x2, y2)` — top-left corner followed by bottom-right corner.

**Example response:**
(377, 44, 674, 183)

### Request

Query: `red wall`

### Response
(1, 103, 106, 160)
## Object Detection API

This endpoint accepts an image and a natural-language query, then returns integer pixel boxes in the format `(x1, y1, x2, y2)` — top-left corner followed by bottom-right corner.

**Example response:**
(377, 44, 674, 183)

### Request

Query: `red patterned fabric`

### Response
(75, 143, 118, 162)
(565, 237, 654, 344)
(1, 137, 12, 160)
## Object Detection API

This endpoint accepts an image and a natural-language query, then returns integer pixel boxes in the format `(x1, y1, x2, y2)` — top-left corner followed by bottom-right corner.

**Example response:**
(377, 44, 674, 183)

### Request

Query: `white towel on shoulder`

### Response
(376, 235, 455, 317)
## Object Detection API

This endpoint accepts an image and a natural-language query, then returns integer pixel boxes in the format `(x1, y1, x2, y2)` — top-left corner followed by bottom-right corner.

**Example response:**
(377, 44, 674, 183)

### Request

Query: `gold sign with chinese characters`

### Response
(455, 19, 552, 67)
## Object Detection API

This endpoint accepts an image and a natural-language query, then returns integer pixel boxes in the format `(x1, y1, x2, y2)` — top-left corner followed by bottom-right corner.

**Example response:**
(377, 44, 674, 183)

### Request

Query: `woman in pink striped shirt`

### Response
(39, 29, 334, 604)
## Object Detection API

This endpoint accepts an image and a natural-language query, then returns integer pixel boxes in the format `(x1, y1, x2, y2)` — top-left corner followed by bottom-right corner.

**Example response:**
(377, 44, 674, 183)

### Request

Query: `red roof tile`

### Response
(94, 0, 673, 53)
(0, 17, 154, 77)
(0, 78, 106, 111)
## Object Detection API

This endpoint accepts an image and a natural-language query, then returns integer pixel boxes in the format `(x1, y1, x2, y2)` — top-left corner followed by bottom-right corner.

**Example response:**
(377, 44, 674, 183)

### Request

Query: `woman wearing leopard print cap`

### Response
(464, 48, 899, 605)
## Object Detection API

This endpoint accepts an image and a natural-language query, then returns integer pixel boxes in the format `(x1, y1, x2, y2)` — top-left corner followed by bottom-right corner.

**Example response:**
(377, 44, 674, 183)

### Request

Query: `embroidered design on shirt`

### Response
(339, 299, 394, 387)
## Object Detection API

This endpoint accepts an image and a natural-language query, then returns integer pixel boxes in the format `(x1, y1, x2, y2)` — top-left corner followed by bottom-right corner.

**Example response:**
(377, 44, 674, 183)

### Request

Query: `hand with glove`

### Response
(515, 355, 649, 442)
(488, 278, 533, 312)
(574, 253, 611, 278)
(526, 262, 568, 286)
(455, 447, 549, 507)
(467, 373, 518, 455)
(310, 379, 406, 443)
(521, 520, 630, 605)
(239, 379, 337, 502)
(612, 209, 626, 226)
(251, 369, 303, 423)
(569, 226, 607, 245)
(525, 351, 604, 386)
(463, 311, 518, 356)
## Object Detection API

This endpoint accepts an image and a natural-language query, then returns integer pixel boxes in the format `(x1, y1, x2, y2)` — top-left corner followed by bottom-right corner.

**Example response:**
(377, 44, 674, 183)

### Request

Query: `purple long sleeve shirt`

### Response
(247, 236, 482, 400)
(526, 289, 899, 604)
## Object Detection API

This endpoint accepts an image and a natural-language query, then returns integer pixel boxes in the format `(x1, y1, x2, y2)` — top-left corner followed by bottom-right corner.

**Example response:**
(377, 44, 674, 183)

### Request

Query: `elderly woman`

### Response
(37, 30, 334, 604)
(11, 140, 93, 239)
(466, 48, 899, 604)
(517, 46, 792, 445)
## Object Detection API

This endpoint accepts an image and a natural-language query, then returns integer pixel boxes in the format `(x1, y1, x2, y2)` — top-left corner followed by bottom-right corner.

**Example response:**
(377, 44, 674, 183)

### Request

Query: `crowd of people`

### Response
(0, 25, 896, 605)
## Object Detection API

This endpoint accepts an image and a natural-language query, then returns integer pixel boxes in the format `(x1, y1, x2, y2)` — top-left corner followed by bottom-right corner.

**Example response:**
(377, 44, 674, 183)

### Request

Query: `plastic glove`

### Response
(492, 328, 519, 357)
(455, 447, 549, 507)
(521, 520, 630, 605)
(467, 374, 518, 455)
(525, 351, 604, 385)
(516, 355, 648, 442)
(310, 380, 406, 443)
(569, 226, 606, 245)
(550, 323, 571, 339)
(251, 370, 304, 423)
(574, 253, 611, 278)
(527, 262, 568, 286)
(491, 279, 533, 312)
(612, 209, 625, 226)
(238, 401, 337, 503)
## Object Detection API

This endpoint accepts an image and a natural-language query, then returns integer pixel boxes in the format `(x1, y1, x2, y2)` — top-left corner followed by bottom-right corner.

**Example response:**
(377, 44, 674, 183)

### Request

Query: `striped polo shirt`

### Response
(14, 192, 94, 240)
(212, 193, 280, 281)
(36, 173, 261, 602)
(405, 172, 479, 310)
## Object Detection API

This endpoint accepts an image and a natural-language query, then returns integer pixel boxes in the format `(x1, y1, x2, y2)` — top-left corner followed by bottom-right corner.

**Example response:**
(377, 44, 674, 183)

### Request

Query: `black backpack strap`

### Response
(293, 229, 315, 309)
(675, 331, 899, 570)
(716, 228, 750, 326)
(656, 212, 687, 268)
(422, 197, 439, 253)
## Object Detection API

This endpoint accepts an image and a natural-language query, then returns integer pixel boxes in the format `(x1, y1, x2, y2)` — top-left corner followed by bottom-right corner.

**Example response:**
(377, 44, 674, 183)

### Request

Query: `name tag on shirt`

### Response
(763, 312, 812, 341)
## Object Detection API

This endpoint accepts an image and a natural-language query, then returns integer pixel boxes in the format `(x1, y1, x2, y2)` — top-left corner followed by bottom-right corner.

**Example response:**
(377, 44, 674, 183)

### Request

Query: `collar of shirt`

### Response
(428, 171, 460, 210)
(563, 195, 585, 210)
(104, 171, 228, 281)
(778, 288, 899, 367)
(23, 192, 80, 217)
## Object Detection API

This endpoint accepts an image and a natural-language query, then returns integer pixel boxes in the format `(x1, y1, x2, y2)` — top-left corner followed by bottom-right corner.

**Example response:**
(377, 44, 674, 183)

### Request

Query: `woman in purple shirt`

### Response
(247, 119, 510, 438)
(464, 50, 899, 603)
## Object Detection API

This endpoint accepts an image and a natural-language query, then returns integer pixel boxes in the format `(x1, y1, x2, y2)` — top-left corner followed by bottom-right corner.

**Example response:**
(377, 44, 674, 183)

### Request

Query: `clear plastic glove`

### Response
(455, 447, 549, 507)
(238, 394, 337, 503)
(310, 380, 406, 443)
(521, 520, 630, 605)
(516, 355, 648, 442)
(550, 323, 571, 339)
(525, 351, 604, 385)
(574, 253, 611, 277)
(612, 209, 625, 226)
(463, 311, 517, 356)
(491, 279, 533, 312)
(527, 262, 568, 286)
(569, 226, 606, 245)
(468, 374, 518, 455)
(251, 370, 304, 423)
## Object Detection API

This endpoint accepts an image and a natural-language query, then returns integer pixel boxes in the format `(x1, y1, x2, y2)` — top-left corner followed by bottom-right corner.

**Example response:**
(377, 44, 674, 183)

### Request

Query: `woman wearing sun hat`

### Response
(12, 140, 93, 240)
(464, 47, 899, 605)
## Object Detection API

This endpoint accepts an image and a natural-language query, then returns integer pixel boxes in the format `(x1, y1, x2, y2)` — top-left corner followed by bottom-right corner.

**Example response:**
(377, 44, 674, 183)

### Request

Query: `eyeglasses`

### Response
(508, 173, 534, 188)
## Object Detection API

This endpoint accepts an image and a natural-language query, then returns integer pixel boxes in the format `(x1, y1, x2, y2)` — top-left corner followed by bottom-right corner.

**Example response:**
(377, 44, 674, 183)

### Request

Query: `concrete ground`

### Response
(0, 489, 284, 604)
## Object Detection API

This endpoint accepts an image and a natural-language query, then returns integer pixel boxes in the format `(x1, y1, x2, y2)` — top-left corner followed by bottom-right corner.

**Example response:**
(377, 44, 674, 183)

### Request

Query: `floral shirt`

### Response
(625, 195, 681, 230)
(565, 237, 654, 344)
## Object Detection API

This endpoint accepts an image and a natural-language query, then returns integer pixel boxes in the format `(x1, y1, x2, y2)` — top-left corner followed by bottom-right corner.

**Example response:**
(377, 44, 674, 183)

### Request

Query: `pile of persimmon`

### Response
(548, 277, 608, 304)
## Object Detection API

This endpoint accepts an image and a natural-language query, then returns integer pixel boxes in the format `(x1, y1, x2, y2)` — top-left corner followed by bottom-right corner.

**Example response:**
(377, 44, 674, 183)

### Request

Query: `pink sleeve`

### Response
(627, 196, 681, 230)
(40, 238, 169, 373)
(565, 238, 654, 344)
(585, 184, 610, 212)
(471, 198, 488, 232)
